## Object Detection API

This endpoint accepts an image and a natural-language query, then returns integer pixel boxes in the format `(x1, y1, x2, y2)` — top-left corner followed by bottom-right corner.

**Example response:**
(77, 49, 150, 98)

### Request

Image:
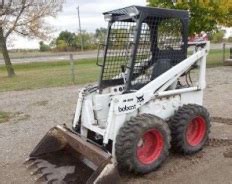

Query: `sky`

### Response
(9, 0, 147, 49)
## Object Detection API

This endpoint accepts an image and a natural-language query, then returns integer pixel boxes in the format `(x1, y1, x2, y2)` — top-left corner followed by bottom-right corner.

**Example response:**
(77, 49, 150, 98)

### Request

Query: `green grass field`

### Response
(0, 49, 224, 92)
(0, 59, 100, 92)
(204, 49, 224, 67)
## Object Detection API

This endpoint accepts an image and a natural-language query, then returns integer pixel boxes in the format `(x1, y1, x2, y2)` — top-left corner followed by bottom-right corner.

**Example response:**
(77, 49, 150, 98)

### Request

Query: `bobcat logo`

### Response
(118, 105, 136, 112)
(136, 95, 144, 103)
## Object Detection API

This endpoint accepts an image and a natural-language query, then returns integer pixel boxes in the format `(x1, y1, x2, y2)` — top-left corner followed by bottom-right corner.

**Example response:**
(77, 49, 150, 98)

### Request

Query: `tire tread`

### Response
(115, 114, 171, 174)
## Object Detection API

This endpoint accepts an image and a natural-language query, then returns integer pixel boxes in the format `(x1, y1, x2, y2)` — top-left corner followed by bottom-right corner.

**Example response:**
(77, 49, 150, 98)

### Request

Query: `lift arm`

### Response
(112, 42, 209, 115)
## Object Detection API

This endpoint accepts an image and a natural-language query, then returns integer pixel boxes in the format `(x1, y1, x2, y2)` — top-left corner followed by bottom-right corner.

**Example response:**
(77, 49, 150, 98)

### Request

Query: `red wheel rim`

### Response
(186, 116, 206, 146)
(136, 129, 164, 165)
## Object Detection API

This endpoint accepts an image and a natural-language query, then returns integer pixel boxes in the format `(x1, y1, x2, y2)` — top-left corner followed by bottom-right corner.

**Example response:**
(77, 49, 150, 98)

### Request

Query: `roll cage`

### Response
(97, 6, 189, 92)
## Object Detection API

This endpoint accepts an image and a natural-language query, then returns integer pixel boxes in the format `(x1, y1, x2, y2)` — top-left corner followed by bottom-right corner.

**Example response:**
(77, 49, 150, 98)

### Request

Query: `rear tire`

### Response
(169, 104, 210, 154)
(115, 114, 171, 174)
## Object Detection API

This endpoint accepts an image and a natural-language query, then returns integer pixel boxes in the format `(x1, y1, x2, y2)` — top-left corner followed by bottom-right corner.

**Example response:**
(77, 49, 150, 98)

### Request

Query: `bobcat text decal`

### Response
(118, 105, 136, 112)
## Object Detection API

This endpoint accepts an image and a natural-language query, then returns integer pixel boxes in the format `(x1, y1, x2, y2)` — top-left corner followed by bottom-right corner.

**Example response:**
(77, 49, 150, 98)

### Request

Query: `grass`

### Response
(0, 111, 11, 123)
(0, 59, 100, 92)
(0, 111, 30, 123)
(0, 49, 224, 92)
(206, 49, 224, 67)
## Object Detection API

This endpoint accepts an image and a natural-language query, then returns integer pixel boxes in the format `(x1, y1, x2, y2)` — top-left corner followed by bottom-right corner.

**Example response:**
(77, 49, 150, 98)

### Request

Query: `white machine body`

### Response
(73, 42, 210, 158)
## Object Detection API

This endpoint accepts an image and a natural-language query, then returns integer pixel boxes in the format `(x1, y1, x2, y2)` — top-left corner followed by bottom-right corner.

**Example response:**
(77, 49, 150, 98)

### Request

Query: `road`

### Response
(0, 51, 98, 65)
(0, 43, 223, 65)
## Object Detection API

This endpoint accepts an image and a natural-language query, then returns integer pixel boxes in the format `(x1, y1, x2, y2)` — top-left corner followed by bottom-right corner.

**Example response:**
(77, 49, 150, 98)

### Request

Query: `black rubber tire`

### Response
(115, 114, 171, 174)
(169, 104, 211, 154)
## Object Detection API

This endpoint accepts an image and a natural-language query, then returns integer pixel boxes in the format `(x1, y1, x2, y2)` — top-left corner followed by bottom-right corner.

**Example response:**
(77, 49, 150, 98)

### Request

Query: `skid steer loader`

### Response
(25, 6, 211, 183)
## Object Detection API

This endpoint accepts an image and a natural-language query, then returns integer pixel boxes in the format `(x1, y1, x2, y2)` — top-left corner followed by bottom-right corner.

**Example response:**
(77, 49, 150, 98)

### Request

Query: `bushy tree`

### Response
(95, 28, 107, 43)
(54, 30, 97, 51)
(147, 0, 232, 35)
(56, 31, 77, 48)
(39, 41, 50, 52)
(210, 30, 225, 43)
(76, 31, 96, 49)
(56, 39, 68, 51)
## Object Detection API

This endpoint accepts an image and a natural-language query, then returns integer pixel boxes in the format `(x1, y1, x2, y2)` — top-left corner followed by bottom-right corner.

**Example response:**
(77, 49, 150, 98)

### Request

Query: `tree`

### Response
(39, 41, 50, 52)
(76, 31, 96, 50)
(53, 30, 97, 51)
(210, 30, 225, 43)
(0, 0, 64, 77)
(95, 28, 107, 43)
(56, 39, 68, 51)
(56, 31, 77, 48)
(147, 0, 232, 35)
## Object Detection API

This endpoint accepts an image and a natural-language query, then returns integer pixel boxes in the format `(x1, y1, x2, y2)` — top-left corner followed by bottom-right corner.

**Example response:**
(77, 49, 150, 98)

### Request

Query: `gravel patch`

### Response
(0, 66, 231, 183)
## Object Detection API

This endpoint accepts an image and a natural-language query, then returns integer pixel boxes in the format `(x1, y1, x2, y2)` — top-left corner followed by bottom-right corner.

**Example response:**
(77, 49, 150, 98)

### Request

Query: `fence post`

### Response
(69, 54, 75, 83)
(222, 43, 225, 64)
(230, 47, 232, 59)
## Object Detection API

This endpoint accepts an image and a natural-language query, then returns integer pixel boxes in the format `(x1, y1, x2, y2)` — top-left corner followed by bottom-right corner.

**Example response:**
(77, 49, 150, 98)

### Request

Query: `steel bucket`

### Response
(25, 125, 120, 184)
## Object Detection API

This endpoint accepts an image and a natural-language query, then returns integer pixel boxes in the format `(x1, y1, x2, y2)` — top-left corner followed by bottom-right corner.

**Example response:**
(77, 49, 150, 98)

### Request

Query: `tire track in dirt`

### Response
(156, 118, 232, 178)
(208, 138, 232, 147)
(223, 147, 232, 158)
(154, 152, 205, 177)
(211, 117, 232, 125)
(141, 137, 232, 182)
(151, 121, 232, 179)
(122, 125, 232, 184)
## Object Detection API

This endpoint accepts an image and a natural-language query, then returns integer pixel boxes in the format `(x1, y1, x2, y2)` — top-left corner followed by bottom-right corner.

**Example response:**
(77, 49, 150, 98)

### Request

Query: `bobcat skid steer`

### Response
(25, 6, 211, 184)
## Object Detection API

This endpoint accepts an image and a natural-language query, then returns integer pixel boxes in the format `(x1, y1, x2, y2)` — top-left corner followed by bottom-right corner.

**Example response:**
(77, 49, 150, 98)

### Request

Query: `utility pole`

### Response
(77, 6, 84, 52)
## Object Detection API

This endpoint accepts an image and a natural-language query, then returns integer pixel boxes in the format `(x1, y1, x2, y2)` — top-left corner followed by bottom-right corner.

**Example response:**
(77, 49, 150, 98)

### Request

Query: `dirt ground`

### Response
(0, 66, 232, 184)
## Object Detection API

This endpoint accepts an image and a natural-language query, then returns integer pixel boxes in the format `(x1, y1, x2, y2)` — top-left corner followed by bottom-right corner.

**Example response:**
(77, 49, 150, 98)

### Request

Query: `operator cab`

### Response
(97, 6, 189, 93)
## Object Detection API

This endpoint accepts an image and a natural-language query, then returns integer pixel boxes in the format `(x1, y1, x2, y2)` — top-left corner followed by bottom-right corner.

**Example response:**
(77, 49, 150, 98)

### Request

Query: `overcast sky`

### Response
(10, 0, 147, 49)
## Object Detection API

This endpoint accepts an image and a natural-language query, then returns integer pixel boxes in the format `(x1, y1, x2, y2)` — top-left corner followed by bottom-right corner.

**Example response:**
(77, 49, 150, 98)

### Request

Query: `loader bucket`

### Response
(25, 125, 120, 184)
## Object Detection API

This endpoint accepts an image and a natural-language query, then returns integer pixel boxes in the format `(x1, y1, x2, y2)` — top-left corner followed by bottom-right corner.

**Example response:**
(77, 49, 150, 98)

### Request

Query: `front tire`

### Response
(115, 114, 171, 174)
(169, 104, 210, 154)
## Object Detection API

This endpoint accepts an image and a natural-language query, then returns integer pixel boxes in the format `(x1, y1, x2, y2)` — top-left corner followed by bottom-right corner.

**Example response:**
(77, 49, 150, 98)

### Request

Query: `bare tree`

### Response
(0, 0, 64, 77)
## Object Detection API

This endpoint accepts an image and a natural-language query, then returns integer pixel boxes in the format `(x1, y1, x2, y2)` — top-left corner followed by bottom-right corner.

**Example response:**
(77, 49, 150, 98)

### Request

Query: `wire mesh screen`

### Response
(100, 16, 186, 90)
(102, 21, 136, 82)
(131, 17, 185, 89)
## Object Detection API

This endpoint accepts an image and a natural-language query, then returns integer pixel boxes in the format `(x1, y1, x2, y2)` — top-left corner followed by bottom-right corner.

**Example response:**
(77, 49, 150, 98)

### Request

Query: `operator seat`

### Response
(151, 59, 172, 80)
